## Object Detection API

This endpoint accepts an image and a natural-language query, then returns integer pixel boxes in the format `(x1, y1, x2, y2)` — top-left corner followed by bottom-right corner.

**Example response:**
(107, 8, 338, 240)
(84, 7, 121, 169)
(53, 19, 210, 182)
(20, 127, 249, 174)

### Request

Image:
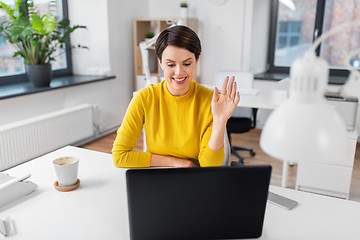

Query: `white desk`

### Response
(1, 146, 360, 240)
(237, 88, 287, 109)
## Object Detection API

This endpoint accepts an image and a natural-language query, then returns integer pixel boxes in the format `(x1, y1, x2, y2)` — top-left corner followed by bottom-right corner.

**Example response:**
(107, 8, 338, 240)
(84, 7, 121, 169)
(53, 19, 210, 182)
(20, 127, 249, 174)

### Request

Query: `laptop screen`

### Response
(126, 165, 271, 240)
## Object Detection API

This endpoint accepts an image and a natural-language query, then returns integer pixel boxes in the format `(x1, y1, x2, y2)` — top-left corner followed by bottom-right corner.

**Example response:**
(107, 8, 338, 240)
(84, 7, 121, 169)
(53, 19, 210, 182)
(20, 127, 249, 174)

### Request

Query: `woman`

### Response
(112, 25, 239, 168)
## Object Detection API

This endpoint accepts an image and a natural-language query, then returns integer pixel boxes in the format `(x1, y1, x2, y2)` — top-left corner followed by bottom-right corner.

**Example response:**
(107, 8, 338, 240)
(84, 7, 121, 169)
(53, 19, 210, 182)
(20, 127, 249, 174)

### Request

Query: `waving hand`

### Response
(211, 76, 240, 122)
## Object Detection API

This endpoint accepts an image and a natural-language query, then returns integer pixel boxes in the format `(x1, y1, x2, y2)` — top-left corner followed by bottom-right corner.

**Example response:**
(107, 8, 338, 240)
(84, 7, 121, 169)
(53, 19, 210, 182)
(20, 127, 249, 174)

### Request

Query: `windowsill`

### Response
(254, 72, 289, 81)
(0, 75, 116, 100)
(254, 72, 348, 85)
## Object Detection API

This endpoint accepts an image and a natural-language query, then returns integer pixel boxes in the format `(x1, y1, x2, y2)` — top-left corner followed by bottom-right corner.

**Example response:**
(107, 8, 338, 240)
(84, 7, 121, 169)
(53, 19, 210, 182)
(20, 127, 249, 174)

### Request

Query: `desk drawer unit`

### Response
(296, 130, 358, 199)
(296, 162, 353, 199)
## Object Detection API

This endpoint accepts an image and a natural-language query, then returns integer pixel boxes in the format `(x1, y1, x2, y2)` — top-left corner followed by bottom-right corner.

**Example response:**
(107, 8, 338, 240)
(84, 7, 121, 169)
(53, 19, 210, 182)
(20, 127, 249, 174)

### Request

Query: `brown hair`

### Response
(155, 25, 201, 62)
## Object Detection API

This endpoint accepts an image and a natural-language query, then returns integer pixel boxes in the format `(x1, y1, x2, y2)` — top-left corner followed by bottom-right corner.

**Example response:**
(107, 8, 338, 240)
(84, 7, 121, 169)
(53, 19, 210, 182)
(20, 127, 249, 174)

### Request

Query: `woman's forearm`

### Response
(150, 154, 197, 167)
(208, 118, 227, 151)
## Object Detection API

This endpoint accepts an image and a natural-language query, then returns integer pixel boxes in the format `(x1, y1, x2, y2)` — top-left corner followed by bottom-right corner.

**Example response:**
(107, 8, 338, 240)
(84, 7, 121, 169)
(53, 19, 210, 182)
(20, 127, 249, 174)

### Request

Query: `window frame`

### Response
(0, 0, 73, 86)
(266, 0, 350, 83)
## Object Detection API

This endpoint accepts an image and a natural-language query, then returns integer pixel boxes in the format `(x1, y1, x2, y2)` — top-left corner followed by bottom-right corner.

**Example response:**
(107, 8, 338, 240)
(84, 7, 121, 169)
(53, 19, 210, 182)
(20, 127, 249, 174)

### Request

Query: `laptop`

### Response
(126, 165, 272, 240)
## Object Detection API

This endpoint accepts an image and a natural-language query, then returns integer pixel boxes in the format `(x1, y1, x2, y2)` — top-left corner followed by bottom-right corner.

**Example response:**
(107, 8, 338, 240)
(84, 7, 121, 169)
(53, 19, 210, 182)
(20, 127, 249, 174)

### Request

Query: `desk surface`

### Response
(1, 146, 360, 240)
(238, 89, 288, 109)
(201, 84, 288, 110)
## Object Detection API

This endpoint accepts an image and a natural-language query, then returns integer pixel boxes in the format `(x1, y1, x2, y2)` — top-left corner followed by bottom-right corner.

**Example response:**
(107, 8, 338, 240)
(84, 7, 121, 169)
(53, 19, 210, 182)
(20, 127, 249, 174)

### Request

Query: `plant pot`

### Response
(180, 7, 188, 18)
(25, 64, 52, 87)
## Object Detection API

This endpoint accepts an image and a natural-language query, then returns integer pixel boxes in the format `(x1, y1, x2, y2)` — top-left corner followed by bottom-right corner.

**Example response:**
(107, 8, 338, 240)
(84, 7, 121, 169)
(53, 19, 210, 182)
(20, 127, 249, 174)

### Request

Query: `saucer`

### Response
(54, 179, 80, 192)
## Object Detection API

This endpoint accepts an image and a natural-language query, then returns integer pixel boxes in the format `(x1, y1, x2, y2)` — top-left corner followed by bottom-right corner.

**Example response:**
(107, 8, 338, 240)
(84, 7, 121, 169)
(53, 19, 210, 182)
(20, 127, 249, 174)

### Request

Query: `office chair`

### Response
(214, 71, 257, 164)
(222, 130, 231, 166)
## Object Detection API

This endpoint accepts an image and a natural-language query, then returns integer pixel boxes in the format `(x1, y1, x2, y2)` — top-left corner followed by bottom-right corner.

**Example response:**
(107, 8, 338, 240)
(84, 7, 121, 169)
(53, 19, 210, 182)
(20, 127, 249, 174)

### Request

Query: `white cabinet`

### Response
(296, 130, 358, 199)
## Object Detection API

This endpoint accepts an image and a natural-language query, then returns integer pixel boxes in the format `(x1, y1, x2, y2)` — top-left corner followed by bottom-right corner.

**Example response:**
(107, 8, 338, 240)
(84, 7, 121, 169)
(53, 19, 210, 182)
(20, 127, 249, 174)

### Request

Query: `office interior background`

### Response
(1, 0, 360, 199)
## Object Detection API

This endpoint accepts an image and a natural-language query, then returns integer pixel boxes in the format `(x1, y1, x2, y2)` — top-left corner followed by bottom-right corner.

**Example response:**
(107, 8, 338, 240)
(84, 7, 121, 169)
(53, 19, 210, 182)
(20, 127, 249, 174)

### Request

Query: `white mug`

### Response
(53, 157, 79, 187)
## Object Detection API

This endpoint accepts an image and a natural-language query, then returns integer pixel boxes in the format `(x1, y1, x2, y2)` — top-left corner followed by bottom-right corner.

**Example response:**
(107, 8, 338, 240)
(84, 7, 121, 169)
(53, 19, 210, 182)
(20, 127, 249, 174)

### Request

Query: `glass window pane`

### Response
(290, 36, 300, 46)
(291, 22, 301, 32)
(320, 0, 360, 70)
(0, 0, 24, 77)
(279, 22, 288, 32)
(33, 0, 67, 71)
(0, 0, 66, 77)
(278, 36, 288, 49)
(274, 0, 317, 67)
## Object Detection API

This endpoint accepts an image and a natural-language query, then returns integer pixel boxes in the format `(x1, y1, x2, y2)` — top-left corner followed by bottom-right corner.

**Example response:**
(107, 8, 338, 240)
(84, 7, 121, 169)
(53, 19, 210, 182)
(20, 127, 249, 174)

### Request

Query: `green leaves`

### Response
(31, 14, 56, 34)
(8, 16, 32, 42)
(0, 1, 16, 21)
(0, 0, 86, 65)
(42, 14, 56, 33)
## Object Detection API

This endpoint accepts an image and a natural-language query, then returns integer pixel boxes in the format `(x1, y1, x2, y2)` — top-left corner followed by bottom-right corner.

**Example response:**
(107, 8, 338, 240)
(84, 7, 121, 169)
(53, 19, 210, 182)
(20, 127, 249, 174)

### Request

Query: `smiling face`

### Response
(159, 45, 198, 96)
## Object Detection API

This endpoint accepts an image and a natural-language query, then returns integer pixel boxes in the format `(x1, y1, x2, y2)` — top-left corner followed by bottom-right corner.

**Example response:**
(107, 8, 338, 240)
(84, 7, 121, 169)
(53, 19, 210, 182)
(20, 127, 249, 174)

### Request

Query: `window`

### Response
(266, 0, 360, 83)
(275, 21, 303, 66)
(0, 0, 72, 85)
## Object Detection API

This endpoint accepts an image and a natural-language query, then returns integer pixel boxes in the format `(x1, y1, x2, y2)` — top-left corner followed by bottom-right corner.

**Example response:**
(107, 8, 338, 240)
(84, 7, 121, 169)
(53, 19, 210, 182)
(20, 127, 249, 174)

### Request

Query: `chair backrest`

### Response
(222, 130, 231, 166)
(214, 71, 254, 118)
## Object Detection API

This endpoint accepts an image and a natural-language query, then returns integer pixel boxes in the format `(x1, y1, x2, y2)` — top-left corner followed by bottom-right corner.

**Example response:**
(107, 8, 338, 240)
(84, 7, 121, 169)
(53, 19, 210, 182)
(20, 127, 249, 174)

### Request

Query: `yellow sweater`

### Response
(112, 80, 224, 167)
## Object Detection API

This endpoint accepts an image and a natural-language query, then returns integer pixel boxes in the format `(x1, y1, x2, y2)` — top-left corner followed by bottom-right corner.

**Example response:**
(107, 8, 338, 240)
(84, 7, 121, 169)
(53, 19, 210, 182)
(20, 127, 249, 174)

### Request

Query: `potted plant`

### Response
(0, 0, 86, 87)
(180, 2, 188, 18)
(145, 31, 154, 41)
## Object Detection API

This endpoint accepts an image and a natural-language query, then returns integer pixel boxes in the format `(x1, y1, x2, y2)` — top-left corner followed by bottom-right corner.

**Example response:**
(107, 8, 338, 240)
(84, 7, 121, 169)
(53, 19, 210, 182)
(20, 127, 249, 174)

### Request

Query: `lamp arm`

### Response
(310, 19, 360, 53)
(306, 19, 360, 99)
(139, 34, 160, 84)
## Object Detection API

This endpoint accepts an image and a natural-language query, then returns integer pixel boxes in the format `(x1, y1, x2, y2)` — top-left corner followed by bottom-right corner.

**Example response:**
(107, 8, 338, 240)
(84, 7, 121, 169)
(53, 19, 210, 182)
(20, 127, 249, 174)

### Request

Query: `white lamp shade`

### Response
(260, 97, 348, 164)
(260, 52, 349, 165)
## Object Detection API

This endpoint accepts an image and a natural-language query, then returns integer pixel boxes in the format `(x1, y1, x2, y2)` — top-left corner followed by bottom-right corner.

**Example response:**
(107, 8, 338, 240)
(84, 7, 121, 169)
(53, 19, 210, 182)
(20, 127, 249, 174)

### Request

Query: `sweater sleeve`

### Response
(198, 122, 225, 167)
(112, 90, 152, 168)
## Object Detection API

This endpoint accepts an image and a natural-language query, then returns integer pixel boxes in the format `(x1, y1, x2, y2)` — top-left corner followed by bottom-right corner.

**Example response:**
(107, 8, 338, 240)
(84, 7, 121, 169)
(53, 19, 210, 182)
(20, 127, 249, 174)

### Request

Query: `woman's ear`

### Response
(158, 58, 163, 69)
(195, 57, 200, 67)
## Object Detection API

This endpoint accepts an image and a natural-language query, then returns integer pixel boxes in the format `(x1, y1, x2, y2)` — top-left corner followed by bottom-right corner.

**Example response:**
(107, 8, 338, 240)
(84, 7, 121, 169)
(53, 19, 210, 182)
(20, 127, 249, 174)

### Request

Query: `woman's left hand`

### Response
(211, 76, 240, 123)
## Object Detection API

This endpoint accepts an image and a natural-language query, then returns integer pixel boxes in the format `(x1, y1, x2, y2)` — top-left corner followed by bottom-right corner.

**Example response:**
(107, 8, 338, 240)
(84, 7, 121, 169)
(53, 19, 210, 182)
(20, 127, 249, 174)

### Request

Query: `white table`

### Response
(1, 146, 360, 240)
(237, 88, 288, 109)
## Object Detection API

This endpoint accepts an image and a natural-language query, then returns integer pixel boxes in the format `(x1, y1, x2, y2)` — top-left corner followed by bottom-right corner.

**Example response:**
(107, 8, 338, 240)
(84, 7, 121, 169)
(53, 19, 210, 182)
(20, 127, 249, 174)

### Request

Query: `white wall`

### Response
(250, 0, 271, 74)
(105, 0, 149, 127)
(68, 0, 111, 76)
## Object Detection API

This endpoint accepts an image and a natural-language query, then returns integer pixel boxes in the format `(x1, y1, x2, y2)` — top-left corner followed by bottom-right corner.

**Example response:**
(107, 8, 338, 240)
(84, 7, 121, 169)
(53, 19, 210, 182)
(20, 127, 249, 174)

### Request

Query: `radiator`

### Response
(0, 104, 94, 171)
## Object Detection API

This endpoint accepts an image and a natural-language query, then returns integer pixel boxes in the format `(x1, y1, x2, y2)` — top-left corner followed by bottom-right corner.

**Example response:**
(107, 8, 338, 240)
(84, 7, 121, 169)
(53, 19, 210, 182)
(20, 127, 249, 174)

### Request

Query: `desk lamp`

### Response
(260, 21, 359, 167)
(260, 50, 348, 164)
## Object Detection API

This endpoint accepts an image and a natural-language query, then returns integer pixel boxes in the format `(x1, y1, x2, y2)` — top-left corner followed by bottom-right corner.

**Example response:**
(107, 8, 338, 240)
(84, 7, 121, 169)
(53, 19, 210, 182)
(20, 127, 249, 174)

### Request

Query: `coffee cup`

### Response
(53, 156, 79, 187)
